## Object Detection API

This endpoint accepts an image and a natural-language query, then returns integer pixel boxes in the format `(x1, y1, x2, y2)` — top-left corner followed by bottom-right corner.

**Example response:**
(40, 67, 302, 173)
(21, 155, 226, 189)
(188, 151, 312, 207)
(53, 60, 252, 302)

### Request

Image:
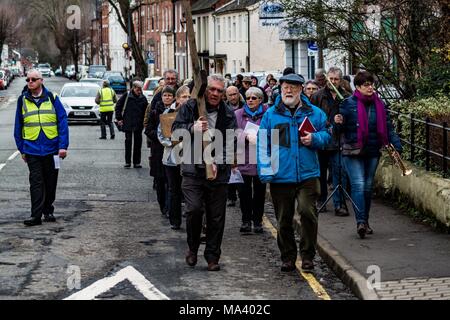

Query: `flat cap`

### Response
(242, 76, 252, 83)
(279, 73, 305, 85)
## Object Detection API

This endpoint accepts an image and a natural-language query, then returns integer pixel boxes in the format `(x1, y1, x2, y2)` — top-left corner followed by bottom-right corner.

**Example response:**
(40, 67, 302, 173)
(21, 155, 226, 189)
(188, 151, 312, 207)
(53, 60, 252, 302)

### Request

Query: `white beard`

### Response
(283, 97, 299, 108)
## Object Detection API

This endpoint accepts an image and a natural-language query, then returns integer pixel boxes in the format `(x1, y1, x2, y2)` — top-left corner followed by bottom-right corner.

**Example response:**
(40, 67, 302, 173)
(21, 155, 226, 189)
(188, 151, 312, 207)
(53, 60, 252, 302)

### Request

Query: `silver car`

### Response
(59, 83, 101, 123)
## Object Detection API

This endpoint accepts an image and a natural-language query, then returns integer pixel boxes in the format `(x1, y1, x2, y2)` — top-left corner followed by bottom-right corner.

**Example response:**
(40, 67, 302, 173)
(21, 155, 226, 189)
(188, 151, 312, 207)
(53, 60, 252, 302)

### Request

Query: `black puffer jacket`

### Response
(145, 101, 167, 178)
(172, 99, 237, 184)
(115, 91, 148, 132)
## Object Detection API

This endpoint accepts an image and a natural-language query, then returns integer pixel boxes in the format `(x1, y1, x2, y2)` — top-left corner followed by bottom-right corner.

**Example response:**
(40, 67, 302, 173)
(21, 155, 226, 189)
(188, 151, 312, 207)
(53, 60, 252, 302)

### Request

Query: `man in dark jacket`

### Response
(311, 67, 351, 216)
(172, 74, 237, 272)
(149, 69, 179, 111)
(115, 80, 148, 168)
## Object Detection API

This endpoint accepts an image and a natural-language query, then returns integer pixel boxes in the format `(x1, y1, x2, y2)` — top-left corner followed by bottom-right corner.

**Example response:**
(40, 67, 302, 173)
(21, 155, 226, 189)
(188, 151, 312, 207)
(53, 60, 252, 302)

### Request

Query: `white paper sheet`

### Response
(54, 155, 61, 169)
(228, 168, 244, 184)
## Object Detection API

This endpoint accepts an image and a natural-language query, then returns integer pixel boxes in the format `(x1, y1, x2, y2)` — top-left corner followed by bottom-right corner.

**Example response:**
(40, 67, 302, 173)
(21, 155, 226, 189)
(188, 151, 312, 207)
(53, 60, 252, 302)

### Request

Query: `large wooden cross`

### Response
(182, 0, 215, 180)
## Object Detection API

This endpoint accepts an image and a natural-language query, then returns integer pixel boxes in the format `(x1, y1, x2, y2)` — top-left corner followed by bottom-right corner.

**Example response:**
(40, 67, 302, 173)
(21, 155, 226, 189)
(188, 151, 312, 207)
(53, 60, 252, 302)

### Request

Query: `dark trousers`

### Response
(237, 175, 266, 224)
(182, 176, 227, 263)
(100, 111, 115, 138)
(125, 130, 143, 165)
(165, 165, 182, 227)
(270, 179, 320, 263)
(154, 175, 168, 215)
(227, 184, 237, 201)
(318, 151, 332, 202)
(26, 154, 59, 219)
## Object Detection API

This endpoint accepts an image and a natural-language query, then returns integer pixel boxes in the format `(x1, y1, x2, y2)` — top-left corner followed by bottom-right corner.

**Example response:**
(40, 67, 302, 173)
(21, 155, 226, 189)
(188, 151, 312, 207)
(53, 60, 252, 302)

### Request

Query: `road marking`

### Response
(64, 265, 170, 300)
(262, 215, 331, 300)
(8, 151, 20, 161)
(0, 164, 5, 172)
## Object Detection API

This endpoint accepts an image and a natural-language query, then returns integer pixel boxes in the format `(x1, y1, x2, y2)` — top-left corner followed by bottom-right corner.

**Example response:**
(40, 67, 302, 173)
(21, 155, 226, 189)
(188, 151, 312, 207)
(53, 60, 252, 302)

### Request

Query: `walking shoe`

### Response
(366, 224, 373, 235)
(253, 222, 263, 234)
(334, 207, 349, 217)
(24, 217, 42, 227)
(239, 222, 251, 233)
(124, 163, 131, 168)
(43, 213, 56, 222)
(185, 251, 197, 267)
(99, 137, 106, 140)
(207, 261, 220, 271)
(110, 135, 115, 140)
(134, 164, 142, 168)
(170, 224, 181, 230)
(301, 259, 314, 272)
(200, 235, 206, 244)
(280, 261, 296, 272)
(357, 223, 367, 239)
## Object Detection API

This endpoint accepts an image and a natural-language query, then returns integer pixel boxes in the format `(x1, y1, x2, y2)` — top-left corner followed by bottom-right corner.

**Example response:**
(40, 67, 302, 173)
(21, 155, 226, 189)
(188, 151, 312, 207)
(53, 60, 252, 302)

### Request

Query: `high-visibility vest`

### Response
(99, 87, 115, 113)
(22, 95, 58, 141)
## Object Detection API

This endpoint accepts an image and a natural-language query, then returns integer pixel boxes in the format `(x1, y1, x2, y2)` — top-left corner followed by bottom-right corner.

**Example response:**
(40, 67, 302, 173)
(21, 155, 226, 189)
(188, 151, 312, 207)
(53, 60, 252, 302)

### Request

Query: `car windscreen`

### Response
(61, 86, 98, 97)
(38, 64, 50, 69)
(143, 80, 158, 91)
(108, 76, 124, 82)
(89, 66, 106, 73)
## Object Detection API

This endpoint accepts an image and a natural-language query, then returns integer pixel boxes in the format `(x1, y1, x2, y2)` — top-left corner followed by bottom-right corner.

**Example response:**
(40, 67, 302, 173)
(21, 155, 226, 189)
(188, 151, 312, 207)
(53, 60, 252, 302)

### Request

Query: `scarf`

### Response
(244, 104, 264, 121)
(354, 90, 388, 148)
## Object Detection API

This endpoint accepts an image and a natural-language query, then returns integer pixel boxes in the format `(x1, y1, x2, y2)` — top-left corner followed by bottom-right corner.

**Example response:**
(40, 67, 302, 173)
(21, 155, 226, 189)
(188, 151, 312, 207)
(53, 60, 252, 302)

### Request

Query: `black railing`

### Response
(387, 108, 449, 178)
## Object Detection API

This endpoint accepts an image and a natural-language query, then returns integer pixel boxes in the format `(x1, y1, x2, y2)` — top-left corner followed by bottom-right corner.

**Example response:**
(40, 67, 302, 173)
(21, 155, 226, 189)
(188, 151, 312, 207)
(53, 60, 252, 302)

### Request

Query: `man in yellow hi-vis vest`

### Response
(95, 80, 118, 139)
(14, 69, 69, 227)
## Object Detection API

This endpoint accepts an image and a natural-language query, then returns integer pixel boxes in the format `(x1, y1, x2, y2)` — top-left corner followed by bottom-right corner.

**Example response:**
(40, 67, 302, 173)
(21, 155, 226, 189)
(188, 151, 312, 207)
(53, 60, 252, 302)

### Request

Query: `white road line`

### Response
(0, 164, 5, 172)
(7, 151, 20, 161)
(64, 266, 170, 300)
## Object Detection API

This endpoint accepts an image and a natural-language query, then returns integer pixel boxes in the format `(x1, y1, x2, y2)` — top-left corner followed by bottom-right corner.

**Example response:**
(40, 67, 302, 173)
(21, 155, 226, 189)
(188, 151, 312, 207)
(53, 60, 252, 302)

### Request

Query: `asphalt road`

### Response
(0, 77, 356, 300)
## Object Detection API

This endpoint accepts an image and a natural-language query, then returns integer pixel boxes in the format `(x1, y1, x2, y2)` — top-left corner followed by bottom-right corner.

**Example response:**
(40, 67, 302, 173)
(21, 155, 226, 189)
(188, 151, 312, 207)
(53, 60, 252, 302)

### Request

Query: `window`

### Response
(238, 15, 242, 41)
(232, 16, 236, 42)
(243, 15, 248, 41)
(217, 18, 221, 41)
(228, 17, 231, 41)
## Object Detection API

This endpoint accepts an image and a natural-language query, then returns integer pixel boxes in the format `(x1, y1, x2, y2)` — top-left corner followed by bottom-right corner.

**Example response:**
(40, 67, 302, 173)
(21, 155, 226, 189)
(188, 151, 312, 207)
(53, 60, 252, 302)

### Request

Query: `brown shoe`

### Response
(280, 261, 296, 272)
(207, 261, 220, 271)
(185, 251, 197, 267)
(357, 223, 367, 239)
(301, 259, 314, 272)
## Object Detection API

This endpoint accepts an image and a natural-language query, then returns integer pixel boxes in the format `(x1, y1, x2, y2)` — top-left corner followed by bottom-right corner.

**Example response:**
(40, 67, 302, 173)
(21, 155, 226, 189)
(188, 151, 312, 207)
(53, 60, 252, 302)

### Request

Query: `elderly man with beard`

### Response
(257, 73, 331, 272)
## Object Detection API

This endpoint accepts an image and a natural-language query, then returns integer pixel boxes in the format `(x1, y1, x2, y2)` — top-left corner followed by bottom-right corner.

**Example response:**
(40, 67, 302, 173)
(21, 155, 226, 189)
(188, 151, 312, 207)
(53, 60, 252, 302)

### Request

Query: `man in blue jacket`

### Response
(14, 69, 69, 226)
(257, 74, 331, 272)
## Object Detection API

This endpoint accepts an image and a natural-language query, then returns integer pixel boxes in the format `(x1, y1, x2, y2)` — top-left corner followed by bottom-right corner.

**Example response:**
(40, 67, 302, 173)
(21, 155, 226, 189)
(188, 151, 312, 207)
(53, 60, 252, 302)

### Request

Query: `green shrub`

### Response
(390, 95, 450, 176)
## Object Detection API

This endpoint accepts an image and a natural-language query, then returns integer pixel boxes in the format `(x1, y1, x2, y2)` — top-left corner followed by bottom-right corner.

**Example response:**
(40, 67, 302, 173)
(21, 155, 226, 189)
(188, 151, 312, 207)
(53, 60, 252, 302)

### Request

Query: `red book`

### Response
(298, 116, 316, 137)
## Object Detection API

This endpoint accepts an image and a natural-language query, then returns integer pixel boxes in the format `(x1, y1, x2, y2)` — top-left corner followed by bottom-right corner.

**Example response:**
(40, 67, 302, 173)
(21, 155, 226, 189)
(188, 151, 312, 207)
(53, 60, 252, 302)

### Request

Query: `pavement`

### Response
(289, 193, 450, 300)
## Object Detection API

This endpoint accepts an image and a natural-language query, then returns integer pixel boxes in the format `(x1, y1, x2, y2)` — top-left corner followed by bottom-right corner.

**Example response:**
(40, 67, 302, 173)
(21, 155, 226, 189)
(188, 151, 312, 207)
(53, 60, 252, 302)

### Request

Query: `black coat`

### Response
(145, 101, 167, 178)
(172, 99, 237, 184)
(115, 91, 148, 132)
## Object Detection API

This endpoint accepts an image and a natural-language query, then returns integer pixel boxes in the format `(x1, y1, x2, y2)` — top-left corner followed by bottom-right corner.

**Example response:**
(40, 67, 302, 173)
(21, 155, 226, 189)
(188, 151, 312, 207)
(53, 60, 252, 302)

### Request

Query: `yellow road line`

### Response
(262, 215, 331, 300)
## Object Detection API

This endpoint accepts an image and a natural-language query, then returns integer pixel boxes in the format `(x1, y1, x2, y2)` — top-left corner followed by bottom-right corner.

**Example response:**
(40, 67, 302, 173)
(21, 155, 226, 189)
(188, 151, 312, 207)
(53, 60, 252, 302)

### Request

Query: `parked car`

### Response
(59, 83, 101, 123)
(143, 77, 160, 102)
(0, 70, 7, 90)
(54, 66, 63, 76)
(76, 65, 89, 81)
(37, 63, 52, 77)
(88, 65, 107, 79)
(80, 77, 104, 87)
(65, 65, 76, 79)
(103, 71, 127, 93)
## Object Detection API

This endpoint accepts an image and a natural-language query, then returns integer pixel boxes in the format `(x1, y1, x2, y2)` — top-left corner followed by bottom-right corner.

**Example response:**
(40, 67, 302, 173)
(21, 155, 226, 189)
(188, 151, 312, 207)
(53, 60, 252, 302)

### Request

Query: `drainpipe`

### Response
(172, 0, 177, 70)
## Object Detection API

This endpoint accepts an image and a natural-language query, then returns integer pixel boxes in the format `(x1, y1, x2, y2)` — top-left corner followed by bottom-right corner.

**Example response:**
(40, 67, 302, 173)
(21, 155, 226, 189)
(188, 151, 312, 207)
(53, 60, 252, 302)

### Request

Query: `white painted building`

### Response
(108, 5, 129, 74)
(1, 45, 8, 67)
(192, 1, 217, 75)
(213, 0, 285, 76)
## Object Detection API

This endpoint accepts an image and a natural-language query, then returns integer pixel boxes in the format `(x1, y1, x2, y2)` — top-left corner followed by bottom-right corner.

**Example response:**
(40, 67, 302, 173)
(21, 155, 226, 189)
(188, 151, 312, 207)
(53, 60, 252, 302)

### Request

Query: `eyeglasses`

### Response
(305, 87, 318, 91)
(165, 77, 177, 81)
(361, 82, 374, 88)
(26, 77, 42, 83)
(246, 96, 259, 101)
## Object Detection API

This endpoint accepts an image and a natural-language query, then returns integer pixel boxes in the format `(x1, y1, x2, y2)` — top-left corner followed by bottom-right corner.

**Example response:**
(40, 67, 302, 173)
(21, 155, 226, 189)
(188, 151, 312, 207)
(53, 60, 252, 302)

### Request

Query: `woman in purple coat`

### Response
(235, 87, 269, 233)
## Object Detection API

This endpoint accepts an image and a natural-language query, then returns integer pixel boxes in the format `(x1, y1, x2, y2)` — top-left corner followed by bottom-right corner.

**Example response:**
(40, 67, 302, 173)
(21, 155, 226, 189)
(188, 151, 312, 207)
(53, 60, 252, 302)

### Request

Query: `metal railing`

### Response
(387, 108, 449, 178)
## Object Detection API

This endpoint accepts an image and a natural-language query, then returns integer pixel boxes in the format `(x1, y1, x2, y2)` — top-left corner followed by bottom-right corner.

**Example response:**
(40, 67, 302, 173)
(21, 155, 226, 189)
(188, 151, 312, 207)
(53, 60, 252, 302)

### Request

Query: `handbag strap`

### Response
(122, 92, 130, 117)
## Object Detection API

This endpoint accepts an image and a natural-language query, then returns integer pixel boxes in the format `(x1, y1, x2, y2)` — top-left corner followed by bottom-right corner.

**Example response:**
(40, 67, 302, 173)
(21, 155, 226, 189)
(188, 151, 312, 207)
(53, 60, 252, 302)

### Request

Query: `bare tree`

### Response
(107, 0, 148, 79)
(0, 1, 20, 66)
(279, 0, 449, 99)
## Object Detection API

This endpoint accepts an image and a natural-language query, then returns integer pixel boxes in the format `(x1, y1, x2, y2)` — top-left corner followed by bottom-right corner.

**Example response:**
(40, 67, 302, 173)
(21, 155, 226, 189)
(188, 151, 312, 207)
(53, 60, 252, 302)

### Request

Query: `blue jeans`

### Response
(342, 156, 380, 225)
